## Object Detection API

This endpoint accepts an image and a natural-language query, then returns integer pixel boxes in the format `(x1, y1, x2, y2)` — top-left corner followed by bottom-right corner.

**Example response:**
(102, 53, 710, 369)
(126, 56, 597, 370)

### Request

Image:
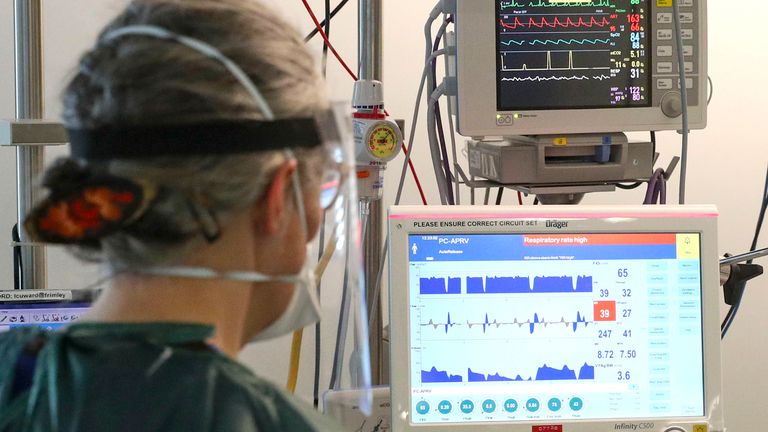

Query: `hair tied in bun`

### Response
(25, 171, 155, 245)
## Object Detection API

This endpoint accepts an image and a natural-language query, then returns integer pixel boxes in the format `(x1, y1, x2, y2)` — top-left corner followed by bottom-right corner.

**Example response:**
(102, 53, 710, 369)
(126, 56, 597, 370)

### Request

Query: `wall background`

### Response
(0, 1, 764, 430)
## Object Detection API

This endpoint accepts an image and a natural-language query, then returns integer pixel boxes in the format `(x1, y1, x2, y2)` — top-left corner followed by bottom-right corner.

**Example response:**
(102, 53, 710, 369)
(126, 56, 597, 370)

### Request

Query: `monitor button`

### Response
(657, 13, 673, 24)
(657, 79, 674, 90)
(657, 62, 674, 73)
(657, 29, 673, 41)
(657, 46, 673, 57)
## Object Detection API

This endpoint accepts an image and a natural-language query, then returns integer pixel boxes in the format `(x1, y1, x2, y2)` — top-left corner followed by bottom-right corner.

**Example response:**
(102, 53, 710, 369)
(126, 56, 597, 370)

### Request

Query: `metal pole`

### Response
(14, 0, 46, 290)
(359, 0, 385, 385)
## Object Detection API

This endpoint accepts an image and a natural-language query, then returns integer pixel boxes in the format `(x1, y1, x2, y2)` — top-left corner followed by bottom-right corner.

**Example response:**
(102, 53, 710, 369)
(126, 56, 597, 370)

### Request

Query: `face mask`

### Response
(249, 153, 322, 342)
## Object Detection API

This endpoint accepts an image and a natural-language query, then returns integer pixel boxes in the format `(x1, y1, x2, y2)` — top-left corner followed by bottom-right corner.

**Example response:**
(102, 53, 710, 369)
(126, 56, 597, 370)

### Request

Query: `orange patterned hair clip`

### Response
(25, 175, 154, 245)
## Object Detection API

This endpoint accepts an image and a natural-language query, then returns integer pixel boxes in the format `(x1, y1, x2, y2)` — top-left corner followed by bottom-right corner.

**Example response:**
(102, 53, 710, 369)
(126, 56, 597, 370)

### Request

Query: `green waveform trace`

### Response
(500, 0, 614, 9)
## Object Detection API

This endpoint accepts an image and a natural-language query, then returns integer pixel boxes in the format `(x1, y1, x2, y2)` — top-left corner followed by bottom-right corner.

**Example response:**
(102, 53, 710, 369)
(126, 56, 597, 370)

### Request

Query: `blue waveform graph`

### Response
(422, 367, 464, 383)
(420, 277, 462, 295)
(466, 275, 593, 294)
(426, 363, 596, 383)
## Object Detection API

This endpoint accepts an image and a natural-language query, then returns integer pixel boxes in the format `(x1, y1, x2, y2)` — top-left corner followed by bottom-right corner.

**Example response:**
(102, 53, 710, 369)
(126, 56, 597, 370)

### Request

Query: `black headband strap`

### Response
(68, 118, 322, 160)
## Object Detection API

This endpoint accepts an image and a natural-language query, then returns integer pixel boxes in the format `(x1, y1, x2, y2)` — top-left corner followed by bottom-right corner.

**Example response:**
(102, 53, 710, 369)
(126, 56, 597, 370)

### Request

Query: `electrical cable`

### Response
(672, 0, 690, 204)
(443, 22, 461, 204)
(431, 19, 454, 204)
(12, 224, 21, 290)
(721, 166, 768, 338)
(495, 188, 504, 205)
(312, 213, 327, 408)
(304, 0, 351, 42)
(287, 331, 303, 393)
(301, 0, 358, 81)
(517, 191, 523, 206)
(427, 83, 450, 204)
(321, 0, 331, 76)
(425, 16, 451, 204)
(616, 182, 643, 190)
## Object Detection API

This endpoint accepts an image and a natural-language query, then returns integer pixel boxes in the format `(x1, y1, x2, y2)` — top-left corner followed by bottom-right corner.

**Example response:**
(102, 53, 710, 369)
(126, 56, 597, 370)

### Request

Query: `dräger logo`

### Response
(546, 220, 569, 229)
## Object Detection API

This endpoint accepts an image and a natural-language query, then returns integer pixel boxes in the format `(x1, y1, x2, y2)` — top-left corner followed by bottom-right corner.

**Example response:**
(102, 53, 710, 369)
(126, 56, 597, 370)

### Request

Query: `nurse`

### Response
(0, 0, 349, 430)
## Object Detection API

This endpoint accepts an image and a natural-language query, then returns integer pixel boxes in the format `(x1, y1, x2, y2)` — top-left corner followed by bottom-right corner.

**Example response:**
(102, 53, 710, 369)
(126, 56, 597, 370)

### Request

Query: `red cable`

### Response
(301, 0, 429, 206)
(517, 191, 524, 206)
(403, 145, 428, 205)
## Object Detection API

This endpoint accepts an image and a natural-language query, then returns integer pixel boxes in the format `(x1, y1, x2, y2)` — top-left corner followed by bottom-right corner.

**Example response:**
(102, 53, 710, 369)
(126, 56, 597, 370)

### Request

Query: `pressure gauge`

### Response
(354, 118, 402, 164)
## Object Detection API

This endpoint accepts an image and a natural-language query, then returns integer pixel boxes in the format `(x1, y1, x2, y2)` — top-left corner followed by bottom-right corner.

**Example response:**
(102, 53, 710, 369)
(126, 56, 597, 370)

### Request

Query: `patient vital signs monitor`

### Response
(388, 206, 724, 432)
(453, 0, 707, 136)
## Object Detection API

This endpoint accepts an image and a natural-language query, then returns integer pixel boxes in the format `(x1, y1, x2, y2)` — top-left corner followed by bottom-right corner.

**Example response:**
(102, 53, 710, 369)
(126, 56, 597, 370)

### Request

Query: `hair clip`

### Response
(25, 176, 155, 245)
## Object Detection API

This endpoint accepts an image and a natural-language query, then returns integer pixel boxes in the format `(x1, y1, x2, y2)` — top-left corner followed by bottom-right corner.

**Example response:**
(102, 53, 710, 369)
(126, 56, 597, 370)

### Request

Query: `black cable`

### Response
(321, 0, 331, 76)
(312, 0, 332, 407)
(495, 188, 504, 205)
(533, 197, 540, 206)
(12, 224, 21, 290)
(312, 213, 326, 409)
(431, 20, 455, 205)
(722, 166, 768, 338)
(616, 182, 643, 190)
(304, 0, 351, 42)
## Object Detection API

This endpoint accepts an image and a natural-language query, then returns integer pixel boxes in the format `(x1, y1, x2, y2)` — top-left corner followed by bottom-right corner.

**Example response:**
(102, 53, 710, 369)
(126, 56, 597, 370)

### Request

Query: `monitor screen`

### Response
(407, 232, 704, 424)
(0, 302, 91, 332)
(496, 0, 651, 111)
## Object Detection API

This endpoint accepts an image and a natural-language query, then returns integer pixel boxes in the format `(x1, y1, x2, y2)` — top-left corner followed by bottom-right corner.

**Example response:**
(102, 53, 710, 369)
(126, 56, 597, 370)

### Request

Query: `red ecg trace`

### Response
(500, 16, 611, 30)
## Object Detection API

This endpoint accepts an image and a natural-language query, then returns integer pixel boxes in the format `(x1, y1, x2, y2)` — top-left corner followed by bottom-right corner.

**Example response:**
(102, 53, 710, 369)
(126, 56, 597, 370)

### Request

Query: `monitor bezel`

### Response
(454, 0, 708, 137)
(388, 205, 723, 432)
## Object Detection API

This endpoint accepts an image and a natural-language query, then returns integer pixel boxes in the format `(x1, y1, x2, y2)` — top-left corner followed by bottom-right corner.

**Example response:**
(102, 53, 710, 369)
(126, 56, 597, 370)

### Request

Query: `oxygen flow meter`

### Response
(352, 80, 402, 201)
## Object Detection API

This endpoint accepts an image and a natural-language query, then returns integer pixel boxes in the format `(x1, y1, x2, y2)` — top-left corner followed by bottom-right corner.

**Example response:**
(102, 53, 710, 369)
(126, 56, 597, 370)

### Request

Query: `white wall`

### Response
(0, 1, 765, 431)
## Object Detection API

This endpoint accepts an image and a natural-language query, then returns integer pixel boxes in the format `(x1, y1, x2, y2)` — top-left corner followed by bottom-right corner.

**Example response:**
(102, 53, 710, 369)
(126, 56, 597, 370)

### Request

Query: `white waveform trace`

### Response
(501, 74, 611, 82)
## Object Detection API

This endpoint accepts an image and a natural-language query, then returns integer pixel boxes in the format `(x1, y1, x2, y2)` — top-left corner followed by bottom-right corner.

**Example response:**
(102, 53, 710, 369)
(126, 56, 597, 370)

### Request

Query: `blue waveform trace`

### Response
(422, 367, 464, 383)
(420, 277, 462, 295)
(501, 38, 611, 47)
(466, 275, 593, 294)
(423, 311, 590, 335)
(457, 362, 596, 383)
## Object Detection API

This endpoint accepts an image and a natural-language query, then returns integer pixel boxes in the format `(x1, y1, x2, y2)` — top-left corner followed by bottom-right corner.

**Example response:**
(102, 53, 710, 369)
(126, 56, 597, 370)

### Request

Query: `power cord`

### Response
(721, 166, 768, 338)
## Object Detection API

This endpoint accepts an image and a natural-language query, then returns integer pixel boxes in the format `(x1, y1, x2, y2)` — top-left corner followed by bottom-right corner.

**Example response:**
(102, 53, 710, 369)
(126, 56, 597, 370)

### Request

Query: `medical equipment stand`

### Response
(359, 0, 386, 386)
(1, 1, 67, 290)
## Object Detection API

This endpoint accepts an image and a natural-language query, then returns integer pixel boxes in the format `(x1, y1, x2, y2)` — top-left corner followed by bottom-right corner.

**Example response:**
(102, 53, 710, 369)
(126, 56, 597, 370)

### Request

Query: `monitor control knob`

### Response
(661, 91, 683, 118)
(663, 427, 687, 432)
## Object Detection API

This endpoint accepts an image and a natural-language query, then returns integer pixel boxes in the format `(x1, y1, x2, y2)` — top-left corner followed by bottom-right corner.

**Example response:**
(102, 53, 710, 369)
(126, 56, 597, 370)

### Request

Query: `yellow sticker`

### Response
(657, 0, 672, 6)
(677, 234, 700, 260)
(553, 137, 568, 146)
(693, 425, 708, 432)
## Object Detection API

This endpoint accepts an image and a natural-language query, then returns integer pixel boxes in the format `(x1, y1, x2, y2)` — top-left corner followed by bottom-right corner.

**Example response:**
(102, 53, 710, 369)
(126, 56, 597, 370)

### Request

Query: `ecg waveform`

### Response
(501, 74, 611, 82)
(422, 312, 590, 334)
(502, 38, 611, 47)
(421, 363, 595, 383)
(500, 0, 614, 8)
(499, 16, 611, 30)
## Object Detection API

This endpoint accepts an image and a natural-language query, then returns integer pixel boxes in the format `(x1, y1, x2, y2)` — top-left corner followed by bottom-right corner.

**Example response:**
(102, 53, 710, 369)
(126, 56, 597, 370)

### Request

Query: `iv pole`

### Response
(13, 0, 47, 290)
(359, 0, 385, 386)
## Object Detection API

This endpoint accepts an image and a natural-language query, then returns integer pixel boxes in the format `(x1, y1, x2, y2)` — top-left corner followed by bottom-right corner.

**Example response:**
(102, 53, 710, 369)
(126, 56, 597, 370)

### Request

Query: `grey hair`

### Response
(57, 0, 327, 267)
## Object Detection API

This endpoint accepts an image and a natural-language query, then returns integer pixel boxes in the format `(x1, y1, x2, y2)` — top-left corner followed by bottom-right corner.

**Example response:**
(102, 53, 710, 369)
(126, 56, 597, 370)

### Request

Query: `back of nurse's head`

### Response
(45, 0, 326, 268)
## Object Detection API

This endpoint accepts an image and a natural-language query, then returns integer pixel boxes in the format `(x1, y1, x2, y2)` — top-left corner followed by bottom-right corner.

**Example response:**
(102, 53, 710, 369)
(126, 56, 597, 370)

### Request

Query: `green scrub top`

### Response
(0, 323, 341, 431)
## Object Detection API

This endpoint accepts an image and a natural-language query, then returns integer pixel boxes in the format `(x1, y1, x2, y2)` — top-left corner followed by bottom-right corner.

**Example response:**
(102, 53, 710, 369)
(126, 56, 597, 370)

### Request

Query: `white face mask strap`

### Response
(100, 24, 275, 121)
